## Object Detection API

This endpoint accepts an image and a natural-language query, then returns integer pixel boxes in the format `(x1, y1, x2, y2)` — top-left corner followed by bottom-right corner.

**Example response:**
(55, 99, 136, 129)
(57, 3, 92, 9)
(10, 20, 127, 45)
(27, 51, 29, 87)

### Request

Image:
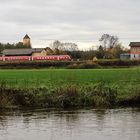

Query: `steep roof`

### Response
(2, 48, 44, 56)
(129, 42, 140, 47)
(45, 47, 53, 52)
(23, 34, 30, 39)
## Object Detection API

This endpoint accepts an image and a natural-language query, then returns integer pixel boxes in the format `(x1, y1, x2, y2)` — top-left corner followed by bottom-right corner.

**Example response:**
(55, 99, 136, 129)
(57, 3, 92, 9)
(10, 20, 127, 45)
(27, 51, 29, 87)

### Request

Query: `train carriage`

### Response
(0, 55, 71, 61)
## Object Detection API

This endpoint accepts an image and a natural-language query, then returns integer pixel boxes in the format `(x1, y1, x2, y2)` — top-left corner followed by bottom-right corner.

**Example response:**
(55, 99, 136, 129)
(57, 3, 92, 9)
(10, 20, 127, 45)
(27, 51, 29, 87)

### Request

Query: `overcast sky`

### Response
(0, 0, 140, 49)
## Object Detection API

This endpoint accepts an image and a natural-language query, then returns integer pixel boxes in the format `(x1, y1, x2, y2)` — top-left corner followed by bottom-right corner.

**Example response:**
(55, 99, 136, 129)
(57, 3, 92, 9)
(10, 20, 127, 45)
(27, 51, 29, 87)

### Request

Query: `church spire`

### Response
(23, 34, 31, 48)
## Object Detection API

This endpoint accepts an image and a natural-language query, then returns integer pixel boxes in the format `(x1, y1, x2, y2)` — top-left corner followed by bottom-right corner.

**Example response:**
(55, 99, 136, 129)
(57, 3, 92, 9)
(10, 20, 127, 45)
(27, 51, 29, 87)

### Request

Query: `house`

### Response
(32, 48, 47, 56)
(129, 42, 140, 60)
(2, 48, 47, 56)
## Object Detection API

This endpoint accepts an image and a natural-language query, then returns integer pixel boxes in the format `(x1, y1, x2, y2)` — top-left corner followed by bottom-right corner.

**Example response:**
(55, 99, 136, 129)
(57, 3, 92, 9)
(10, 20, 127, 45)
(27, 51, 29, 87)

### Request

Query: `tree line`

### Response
(0, 34, 129, 59)
(0, 42, 27, 54)
(49, 34, 129, 60)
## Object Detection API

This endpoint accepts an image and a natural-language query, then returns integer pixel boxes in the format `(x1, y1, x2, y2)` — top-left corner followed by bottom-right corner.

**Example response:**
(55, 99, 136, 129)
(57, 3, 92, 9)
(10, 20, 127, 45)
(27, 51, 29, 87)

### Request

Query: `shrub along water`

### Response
(0, 81, 140, 109)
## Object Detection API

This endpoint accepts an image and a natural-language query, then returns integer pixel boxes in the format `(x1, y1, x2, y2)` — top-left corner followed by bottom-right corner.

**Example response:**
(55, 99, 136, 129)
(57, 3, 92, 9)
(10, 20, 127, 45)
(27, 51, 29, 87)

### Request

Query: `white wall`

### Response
(131, 54, 140, 60)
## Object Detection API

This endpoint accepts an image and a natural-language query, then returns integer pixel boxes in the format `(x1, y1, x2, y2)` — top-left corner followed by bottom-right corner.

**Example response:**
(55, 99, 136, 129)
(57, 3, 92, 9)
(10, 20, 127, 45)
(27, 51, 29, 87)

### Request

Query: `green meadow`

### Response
(0, 68, 140, 87)
(0, 68, 140, 108)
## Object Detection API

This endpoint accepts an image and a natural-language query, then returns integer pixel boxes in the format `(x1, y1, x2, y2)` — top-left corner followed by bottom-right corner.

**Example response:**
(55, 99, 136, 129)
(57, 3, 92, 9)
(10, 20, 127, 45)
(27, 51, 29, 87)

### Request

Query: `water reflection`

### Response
(0, 108, 140, 140)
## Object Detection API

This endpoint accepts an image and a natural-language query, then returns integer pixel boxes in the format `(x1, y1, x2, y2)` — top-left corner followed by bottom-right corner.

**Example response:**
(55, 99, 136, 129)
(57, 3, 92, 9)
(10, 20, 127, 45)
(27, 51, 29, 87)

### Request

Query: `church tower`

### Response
(23, 34, 31, 47)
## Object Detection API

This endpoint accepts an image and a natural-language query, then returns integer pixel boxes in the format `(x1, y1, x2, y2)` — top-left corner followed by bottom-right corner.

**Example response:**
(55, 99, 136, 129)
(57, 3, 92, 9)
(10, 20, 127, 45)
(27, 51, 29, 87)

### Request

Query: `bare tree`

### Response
(63, 42, 78, 51)
(50, 40, 64, 50)
(50, 40, 78, 52)
(99, 34, 119, 49)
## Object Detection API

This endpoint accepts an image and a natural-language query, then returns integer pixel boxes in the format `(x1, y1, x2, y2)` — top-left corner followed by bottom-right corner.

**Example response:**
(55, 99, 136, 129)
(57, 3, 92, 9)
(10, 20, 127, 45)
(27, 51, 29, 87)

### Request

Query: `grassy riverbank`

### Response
(0, 68, 140, 109)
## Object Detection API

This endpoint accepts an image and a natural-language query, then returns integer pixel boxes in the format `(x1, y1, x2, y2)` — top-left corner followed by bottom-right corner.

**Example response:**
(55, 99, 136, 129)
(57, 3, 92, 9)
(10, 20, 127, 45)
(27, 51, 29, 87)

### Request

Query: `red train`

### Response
(0, 55, 71, 61)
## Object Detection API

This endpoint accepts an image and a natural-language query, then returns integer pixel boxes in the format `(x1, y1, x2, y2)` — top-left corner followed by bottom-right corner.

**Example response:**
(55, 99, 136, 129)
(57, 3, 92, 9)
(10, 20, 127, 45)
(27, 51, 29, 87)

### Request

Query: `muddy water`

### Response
(0, 108, 140, 140)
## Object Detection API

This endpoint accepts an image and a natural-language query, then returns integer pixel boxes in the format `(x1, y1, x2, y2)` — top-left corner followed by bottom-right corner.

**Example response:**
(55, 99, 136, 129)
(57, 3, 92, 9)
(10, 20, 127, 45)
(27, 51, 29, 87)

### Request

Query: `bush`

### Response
(98, 59, 140, 67)
(1, 82, 140, 109)
(66, 62, 99, 69)
(0, 61, 74, 69)
(0, 59, 139, 69)
(55, 85, 80, 107)
(92, 83, 118, 106)
(79, 83, 118, 107)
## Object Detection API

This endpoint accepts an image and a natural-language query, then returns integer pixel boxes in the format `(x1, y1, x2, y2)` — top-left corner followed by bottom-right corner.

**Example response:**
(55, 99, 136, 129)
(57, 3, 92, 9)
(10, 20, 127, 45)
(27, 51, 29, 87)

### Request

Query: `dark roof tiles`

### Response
(129, 42, 140, 47)
(23, 34, 30, 39)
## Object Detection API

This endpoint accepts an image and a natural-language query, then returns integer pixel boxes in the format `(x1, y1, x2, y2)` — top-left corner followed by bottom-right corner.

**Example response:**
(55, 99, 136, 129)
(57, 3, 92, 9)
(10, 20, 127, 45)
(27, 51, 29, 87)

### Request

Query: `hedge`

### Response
(0, 60, 139, 69)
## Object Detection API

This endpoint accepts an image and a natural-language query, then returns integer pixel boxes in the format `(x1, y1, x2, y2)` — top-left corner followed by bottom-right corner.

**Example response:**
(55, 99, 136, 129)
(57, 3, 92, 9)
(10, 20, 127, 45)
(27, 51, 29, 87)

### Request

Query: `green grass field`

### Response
(0, 67, 139, 88)
(0, 67, 140, 108)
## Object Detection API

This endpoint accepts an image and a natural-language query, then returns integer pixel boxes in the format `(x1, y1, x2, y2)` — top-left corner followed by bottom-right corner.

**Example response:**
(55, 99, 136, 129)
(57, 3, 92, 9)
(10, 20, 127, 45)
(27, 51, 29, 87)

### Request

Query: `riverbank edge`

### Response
(0, 83, 140, 109)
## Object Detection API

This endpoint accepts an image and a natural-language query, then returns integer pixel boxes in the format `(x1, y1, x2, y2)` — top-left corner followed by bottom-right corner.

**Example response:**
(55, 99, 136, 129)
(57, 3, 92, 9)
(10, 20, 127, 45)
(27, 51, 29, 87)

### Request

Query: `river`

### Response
(0, 108, 140, 140)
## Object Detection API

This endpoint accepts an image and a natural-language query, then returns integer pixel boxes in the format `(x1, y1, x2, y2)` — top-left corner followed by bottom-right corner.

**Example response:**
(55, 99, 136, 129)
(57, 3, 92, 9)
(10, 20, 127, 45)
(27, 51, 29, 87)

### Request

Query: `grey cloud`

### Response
(0, 0, 140, 48)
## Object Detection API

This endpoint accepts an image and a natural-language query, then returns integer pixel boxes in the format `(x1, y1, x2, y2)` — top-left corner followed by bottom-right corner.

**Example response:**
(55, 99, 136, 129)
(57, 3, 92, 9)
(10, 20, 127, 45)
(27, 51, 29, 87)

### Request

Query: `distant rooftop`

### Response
(23, 34, 30, 39)
(2, 48, 44, 56)
(129, 42, 140, 47)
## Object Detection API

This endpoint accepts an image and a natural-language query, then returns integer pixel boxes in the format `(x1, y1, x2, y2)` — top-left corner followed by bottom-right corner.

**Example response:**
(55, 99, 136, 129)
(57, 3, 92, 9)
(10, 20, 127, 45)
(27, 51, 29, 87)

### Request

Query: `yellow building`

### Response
(32, 49, 47, 56)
